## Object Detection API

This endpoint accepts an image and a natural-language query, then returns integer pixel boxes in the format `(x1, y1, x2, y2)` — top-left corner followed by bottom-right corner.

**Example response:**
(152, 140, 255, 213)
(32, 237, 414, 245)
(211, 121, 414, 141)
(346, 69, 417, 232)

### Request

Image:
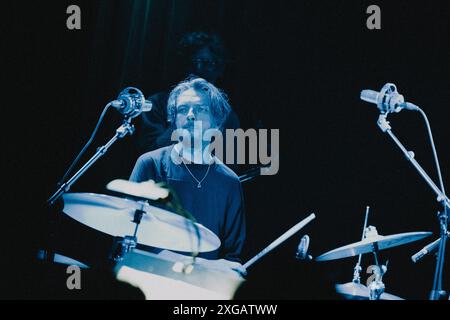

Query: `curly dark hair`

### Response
(177, 31, 227, 62)
(167, 77, 231, 130)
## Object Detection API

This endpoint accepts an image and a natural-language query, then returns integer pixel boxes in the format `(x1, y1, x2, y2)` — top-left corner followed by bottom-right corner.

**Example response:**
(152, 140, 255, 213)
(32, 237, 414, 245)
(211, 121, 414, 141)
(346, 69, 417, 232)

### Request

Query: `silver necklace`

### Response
(182, 161, 212, 188)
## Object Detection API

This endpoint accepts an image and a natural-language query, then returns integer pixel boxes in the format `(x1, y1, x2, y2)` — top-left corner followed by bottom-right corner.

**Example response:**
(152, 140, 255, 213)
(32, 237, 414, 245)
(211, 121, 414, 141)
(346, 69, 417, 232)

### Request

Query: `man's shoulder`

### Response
(137, 145, 174, 164)
(213, 159, 240, 184)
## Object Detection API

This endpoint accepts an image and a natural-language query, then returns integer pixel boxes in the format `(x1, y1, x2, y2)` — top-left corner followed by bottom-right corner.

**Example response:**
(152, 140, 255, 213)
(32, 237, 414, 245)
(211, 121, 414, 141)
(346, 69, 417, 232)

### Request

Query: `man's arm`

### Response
(221, 180, 246, 263)
(129, 155, 153, 182)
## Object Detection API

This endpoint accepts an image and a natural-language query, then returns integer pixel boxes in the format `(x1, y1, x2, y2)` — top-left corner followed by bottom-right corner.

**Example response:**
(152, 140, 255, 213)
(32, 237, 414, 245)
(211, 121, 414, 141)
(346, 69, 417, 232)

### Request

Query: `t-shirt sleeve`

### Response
(221, 180, 246, 263)
(129, 155, 154, 182)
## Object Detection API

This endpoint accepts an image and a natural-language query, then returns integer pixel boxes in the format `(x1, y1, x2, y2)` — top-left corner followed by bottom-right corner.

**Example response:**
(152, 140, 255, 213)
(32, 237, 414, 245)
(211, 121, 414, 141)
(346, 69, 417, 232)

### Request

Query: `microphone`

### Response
(360, 83, 419, 114)
(296, 235, 312, 261)
(411, 234, 448, 263)
(110, 87, 152, 118)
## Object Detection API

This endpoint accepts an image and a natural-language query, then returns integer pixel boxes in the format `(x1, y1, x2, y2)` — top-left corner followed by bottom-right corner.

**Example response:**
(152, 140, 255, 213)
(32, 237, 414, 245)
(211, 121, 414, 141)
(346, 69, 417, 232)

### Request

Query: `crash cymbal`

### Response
(62, 193, 220, 252)
(335, 282, 404, 300)
(316, 231, 432, 261)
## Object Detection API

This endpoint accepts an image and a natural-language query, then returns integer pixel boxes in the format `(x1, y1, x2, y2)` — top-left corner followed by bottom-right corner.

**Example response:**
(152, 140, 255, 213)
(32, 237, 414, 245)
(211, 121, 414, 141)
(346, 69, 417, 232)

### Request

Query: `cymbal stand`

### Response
(111, 201, 147, 262)
(368, 243, 388, 300)
(352, 206, 371, 284)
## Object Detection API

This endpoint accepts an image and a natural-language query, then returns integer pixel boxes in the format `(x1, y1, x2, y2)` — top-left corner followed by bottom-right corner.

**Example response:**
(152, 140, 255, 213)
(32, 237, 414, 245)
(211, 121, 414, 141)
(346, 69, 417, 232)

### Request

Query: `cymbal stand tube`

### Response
(353, 206, 370, 283)
(368, 243, 386, 300)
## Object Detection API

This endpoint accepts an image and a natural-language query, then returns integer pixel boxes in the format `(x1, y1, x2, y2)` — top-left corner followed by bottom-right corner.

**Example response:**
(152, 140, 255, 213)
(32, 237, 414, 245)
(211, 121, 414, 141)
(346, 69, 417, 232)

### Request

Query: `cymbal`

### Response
(335, 282, 404, 300)
(316, 231, 432, 261)
(62, 193, 220, 252)
(106, 179, 169, 201)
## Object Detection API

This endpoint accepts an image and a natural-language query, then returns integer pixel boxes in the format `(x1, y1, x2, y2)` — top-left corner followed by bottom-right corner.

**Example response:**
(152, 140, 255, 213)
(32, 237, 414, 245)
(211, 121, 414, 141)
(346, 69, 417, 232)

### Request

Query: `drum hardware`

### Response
(367, 262, 387, 300)
(337, 206, 398, 301)
(352, 206, 370, 284)
(317, 222, 431, 300)
(351, 225, 391, 300)
(110, 203, 146, 262)
(365, 226, 387, 300)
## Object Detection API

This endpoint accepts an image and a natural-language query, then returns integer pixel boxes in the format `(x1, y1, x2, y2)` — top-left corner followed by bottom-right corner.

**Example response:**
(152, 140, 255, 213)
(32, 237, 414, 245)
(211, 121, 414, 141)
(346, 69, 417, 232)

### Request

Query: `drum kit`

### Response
(56, 181, 316, 299)
(56, 179, 244, 300)
(54, 185, 434, 300)
(43, 85, 448, 300)
(315, 206, 432, 300)
(317, 228, 433, 300)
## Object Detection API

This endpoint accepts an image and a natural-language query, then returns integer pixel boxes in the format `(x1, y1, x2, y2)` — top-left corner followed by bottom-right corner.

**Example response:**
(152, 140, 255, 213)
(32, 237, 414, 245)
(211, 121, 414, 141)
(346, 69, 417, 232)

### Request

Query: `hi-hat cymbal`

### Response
(316, 231, 432, 261)
(62, 193, 220, 252)
(335, 282, 404, 300)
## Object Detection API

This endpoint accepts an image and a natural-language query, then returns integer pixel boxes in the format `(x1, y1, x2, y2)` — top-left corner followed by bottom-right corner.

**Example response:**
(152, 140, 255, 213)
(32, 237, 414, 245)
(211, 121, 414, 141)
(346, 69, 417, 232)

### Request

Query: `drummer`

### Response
(129, 77, 246, 277)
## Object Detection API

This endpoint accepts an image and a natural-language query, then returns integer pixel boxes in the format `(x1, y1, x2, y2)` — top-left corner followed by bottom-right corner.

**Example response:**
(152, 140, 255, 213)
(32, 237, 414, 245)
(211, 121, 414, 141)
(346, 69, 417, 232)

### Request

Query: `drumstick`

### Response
(243, 213, 316, 269)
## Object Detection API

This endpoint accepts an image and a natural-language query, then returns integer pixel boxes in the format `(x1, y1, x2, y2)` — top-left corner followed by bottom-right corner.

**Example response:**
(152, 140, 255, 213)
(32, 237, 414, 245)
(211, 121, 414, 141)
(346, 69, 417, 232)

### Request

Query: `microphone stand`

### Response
(47, 118, 135, 206)
(377, 113, 449, 300)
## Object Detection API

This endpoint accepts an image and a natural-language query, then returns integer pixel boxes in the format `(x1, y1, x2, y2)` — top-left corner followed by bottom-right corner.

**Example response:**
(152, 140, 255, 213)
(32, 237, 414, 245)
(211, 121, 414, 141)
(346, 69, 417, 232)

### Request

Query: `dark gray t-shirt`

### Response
(129, 145, 246, 262)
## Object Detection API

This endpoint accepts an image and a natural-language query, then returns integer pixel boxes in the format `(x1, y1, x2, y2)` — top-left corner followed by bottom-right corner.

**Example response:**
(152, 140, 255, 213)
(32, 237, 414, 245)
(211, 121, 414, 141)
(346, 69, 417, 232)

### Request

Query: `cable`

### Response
(417, 108, 446, 196)
(57, 102, 112, 186)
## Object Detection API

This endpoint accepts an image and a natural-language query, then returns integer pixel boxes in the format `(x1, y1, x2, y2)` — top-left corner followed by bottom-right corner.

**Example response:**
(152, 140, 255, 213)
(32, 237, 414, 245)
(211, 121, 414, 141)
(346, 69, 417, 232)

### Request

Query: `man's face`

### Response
(188, 47, 224, 83)
(175, 88, 214, 139)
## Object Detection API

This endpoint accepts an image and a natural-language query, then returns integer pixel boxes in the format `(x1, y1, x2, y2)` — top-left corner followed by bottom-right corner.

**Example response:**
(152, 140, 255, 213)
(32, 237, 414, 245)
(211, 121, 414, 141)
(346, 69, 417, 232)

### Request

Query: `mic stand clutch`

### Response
(377, 113, 449, 300)
(47, 119, 135, 206)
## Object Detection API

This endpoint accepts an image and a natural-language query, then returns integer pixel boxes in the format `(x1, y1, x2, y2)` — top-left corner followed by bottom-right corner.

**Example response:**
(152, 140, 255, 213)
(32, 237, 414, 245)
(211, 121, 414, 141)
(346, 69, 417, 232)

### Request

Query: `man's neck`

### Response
(175, 142, 214, 164)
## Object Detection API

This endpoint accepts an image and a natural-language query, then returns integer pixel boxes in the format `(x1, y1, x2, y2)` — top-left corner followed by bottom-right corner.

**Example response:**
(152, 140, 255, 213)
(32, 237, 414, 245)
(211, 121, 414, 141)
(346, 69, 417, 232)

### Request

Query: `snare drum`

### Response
(114, 249, 244, 300)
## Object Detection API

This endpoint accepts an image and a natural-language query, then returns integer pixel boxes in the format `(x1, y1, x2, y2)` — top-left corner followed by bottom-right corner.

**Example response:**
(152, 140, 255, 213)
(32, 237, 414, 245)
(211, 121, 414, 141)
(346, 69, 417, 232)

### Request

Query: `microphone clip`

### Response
(111, 87, 152, 119)
(379, 83, 404, 114)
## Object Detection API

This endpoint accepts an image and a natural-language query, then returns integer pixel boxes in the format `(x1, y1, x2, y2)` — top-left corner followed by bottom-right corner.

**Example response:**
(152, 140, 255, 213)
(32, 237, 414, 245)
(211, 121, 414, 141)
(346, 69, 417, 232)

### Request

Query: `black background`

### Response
(5, 0, 449, 299)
